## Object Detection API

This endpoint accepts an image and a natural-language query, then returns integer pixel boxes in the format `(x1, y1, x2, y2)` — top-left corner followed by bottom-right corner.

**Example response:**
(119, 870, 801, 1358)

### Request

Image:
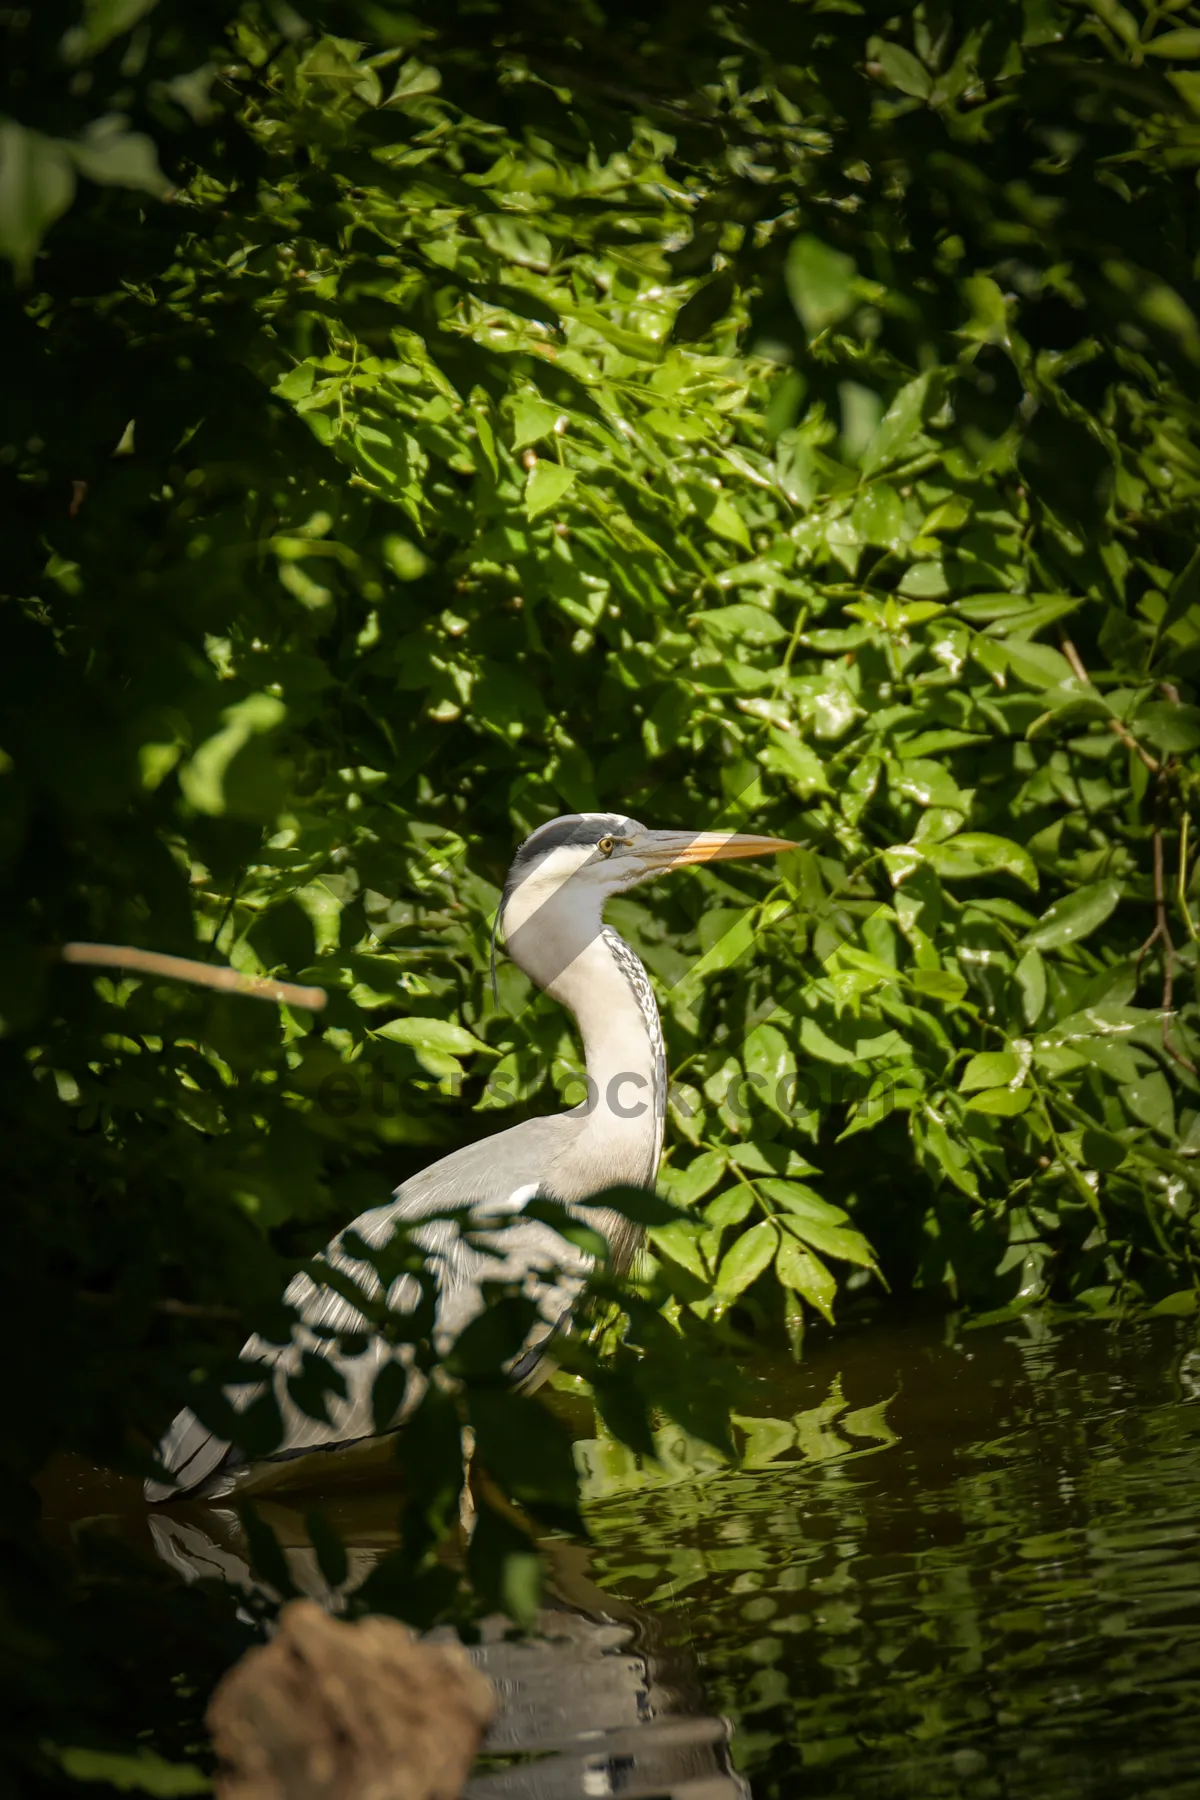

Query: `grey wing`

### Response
(145, 1117, 590, 1501)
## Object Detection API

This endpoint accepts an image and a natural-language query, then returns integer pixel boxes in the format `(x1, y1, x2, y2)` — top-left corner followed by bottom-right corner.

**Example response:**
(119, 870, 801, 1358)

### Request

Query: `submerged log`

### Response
(207, 1600, 495, 1800)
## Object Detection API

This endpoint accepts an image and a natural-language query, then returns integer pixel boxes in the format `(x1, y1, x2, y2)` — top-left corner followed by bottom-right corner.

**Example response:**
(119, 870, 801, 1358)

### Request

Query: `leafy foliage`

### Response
(4, 0, 1200, 1786)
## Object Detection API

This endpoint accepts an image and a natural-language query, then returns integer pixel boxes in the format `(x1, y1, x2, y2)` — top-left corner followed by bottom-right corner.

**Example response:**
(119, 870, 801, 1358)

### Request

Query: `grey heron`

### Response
(146, 813, 794, 1502)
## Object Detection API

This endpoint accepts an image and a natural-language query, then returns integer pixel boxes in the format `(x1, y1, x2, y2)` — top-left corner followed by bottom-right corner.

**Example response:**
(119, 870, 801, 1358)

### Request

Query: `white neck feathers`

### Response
(500, 884, 666, 1190)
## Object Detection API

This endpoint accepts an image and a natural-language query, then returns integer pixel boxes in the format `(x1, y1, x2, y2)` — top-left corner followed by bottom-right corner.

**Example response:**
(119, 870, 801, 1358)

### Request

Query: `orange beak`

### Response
(638, 830, 799, 869)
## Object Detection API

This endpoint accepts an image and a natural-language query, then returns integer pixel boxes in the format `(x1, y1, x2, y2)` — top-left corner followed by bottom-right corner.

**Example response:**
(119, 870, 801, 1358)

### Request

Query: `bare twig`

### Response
(78, 1292, 242, 1322)
(1137, 830, 1198, 1077)
(60, 943, 326, 1011)
(1060, 638, 1160, 772)
(1180, 813, 1199, 946)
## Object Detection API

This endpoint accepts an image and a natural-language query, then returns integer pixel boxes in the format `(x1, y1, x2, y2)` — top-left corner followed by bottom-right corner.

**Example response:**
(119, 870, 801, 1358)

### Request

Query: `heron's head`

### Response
(500, 812, 796, 944)
(495, 812, 796, 1007)
(505, 812, 797, 907)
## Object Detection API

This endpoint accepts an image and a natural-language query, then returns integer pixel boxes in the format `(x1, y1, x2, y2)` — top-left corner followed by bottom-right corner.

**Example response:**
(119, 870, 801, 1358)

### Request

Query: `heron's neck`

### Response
(502, 894, 666, 1189)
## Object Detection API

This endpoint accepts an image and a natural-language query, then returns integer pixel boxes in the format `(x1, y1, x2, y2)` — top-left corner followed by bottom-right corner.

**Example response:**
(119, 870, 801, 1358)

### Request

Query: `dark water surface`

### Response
(42, 1312, 1200, 1798)
(578, 1311, 1200, 1799)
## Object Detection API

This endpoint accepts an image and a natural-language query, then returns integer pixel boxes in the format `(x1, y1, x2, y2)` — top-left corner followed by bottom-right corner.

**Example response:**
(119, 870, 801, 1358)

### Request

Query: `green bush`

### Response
(3, 0, 1200, 1785)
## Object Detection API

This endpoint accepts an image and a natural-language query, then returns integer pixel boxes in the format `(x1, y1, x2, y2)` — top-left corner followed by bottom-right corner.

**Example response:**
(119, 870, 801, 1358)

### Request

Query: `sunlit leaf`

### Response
(785, 234, 857, 338)
(1023, 881, 1123, 951)
(964, 1087, 1032, 1116)
(0, 121, 75, 281)
(52, 1748, 208, 1796)
(373, 1016, 492, 1056)
(525, 460, 576, 521)
(775, 1235, 837, 1324)
(715, 1219, 778, 1299)
(960, 1051, 1020, 1092)
(925, 834, 1038, 890)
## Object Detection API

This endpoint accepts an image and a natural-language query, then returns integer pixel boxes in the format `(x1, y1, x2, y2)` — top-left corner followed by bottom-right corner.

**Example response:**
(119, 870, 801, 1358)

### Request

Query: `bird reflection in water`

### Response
(148, 1495, 750, 1800)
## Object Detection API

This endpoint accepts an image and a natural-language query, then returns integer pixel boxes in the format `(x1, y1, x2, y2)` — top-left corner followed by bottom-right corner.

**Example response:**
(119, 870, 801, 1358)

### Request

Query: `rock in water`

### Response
(207, 1599, 495, 1800)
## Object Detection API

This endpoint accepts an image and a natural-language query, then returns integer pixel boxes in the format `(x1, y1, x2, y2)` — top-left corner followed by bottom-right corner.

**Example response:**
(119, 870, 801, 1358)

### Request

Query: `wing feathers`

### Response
(147, 1119, 591, 1499)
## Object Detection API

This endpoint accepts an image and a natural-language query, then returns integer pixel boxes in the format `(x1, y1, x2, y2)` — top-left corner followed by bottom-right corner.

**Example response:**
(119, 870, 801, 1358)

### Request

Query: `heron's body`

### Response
(146, 813, 791, 1502)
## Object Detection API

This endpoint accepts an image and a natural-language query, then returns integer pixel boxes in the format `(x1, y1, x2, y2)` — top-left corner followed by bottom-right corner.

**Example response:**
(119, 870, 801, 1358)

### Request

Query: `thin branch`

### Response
(60, 943, 326, 1011)
(1060, 638, 1160, 772)
(78, 1292, 242, 1322)
(1137, 830, 1198, 1078)
(1179, 813, 1199, 946)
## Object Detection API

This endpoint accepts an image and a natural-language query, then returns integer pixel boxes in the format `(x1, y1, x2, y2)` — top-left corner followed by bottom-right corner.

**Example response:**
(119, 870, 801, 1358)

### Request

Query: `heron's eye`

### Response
(597, 835, 615, 857)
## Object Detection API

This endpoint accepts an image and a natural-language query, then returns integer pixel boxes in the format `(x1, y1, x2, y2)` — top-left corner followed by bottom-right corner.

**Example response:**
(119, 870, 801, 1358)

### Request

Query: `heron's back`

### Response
(145, 1111, 637, 1501)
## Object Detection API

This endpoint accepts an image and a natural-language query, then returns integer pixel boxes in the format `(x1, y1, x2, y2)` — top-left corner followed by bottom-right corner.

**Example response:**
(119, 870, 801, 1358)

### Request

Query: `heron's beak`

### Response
(638, 829, 799, 870)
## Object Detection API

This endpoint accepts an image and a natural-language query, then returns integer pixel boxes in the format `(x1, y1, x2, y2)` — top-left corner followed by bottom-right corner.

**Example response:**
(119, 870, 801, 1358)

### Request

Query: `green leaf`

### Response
(851, 481, 907, 546)
(909, 968, 968, 1004)
(861, 373, 932, 476)
(964, 1087, 1032, 1116)
(582, 1183, 686, 1227)
(275, 361, 317, 401)
(692, 603, 786, 647)
(469, 1387, 580, 1528)
(1120, 1073, 1176, 1139)
(1156, 548, 1200, 645)
(1023, 881, 1122, 951)
(475, 213, 553, 270)
(779, 1214, 878, 1271)
(525, 461, 576, 521)
(917, 1116, 979, 1197)
(373, 1016, 492, 1055)
(925, 833, 1039, 890)
(370, 1358, 411, 1434)
(648, 1218, 709, 1282)
(0, 121, 75, 281)
(61, 0, 161, 61)
(67, 117, 170, 196)
(876, 40, 934, 98)
(715, 1219, 778, 1299)
(704, 1185, 755, 1231)
(959, 1050, 1020, 1092)
(1143, 28, 1200, 57)
(1082, 1127, 1127, 1171)
(382, 533, 429, 581)
(467, 1502, 542, 1629)
(775, 1236, 837, 1324)
(1151, 1290, 1199, 1316)
(759, 1179, 850, 1227)
(470, 393, 499, 477)
(178, 693, 287, 819)
(785, 234, 857, 338)
(799, 1016, 857, 1065)
(1015, 947, 1046, 1025)
(1003, 640, 1078, 689)
(1133, 701, 1200, 754)
(701, 493, 752, 551)
(305, 1507, 349, 1590)
(662, 1148, 726, 1208)
(51, 1747, 209, 1796)
(761, 730, 832, 797)
(387, 57, 442, 101)
(743, 1022, 798, 1118)
(889, 757, 966, 809)
(511, 395, 559, 451)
